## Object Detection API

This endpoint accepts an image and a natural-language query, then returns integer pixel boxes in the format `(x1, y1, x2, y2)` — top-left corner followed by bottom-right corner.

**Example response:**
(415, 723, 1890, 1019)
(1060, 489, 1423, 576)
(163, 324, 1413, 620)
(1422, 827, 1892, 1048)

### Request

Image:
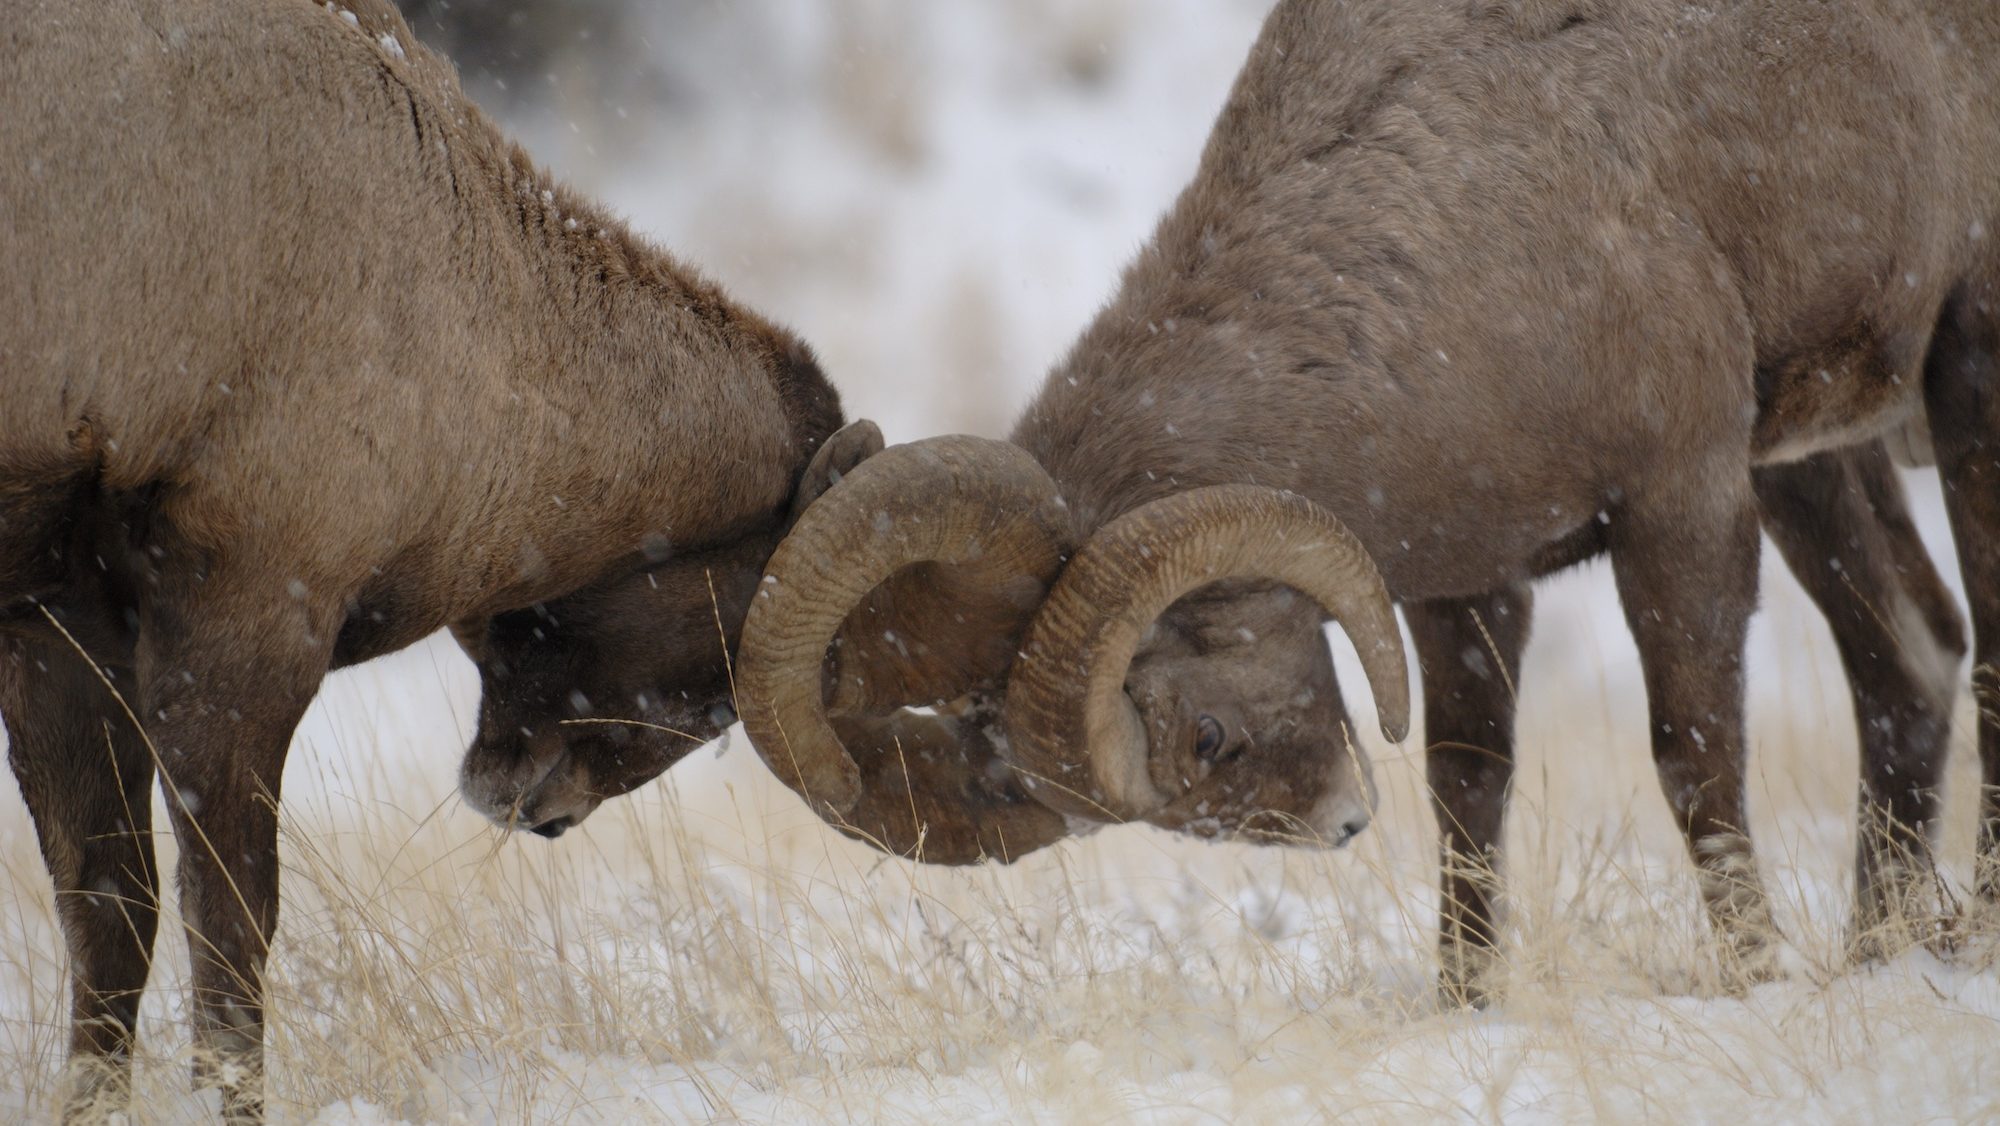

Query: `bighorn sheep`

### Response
(1, 0, 871, 1117)
(734, 0, 1998, 1000)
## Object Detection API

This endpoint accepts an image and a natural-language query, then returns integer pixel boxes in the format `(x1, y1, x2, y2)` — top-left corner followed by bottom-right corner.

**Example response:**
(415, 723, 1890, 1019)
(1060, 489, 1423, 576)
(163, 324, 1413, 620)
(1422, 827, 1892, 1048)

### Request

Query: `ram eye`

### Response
(1194, 714, 1226, 761)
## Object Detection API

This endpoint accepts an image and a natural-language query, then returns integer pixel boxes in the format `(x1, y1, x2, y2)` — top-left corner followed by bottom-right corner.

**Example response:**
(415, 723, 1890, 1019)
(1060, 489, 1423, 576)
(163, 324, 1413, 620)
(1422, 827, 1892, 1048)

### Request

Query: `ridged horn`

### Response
(735, 436, 1073, 822)
(1002, 486, 1409, 823)
(821, 709, 1071, 864)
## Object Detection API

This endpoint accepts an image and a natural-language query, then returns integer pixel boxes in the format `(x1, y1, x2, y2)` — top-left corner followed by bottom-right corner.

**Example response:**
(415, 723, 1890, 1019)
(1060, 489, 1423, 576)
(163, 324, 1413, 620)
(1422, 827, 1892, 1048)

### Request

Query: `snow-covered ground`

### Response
(5, 2, 1999, 1121)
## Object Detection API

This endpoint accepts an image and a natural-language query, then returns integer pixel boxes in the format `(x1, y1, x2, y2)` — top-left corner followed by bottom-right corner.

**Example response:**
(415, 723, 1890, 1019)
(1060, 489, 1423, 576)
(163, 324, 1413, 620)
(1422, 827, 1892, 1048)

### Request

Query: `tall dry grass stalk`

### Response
(2, 570, 1996, 1122)
(6, 3, 1998, 1119)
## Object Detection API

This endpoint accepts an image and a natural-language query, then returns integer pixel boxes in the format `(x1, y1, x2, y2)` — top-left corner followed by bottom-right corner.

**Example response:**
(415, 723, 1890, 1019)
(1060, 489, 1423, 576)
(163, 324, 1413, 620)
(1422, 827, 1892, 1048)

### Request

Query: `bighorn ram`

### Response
(1, 0, 873, 1117)
(735, 0, 1998, 1000)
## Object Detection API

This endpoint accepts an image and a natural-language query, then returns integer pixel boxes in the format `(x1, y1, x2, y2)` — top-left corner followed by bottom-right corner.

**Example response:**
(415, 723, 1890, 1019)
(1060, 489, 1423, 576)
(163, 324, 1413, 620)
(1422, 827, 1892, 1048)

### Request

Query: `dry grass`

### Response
(6, 4, 1998, 1120)
(3, 557, 1999, 1123)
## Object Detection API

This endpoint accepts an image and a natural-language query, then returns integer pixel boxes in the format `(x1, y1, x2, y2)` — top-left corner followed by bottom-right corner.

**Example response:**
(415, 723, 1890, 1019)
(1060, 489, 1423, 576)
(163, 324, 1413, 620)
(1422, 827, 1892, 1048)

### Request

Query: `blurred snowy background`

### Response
(2, 1, 1995, 1120)
(398, 0, 1279, 441)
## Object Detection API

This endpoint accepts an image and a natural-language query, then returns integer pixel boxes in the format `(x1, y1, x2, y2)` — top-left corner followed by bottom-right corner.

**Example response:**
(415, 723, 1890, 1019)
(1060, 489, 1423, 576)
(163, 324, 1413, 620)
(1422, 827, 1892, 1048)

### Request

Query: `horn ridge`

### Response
(1002, 485, 1409, 824)
(735, 435, 1073, 838)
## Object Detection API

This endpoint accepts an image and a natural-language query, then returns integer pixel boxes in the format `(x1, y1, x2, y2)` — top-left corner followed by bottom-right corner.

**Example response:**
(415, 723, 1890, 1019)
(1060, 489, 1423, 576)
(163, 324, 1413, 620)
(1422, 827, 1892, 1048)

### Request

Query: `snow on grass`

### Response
(4, 1, 1997, 1120)
(3, 577, 1996, 1123)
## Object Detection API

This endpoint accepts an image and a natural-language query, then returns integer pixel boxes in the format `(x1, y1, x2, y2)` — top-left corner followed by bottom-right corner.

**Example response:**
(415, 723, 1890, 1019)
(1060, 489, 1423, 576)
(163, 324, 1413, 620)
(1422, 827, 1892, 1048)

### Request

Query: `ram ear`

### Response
(791, 419, 886, 524)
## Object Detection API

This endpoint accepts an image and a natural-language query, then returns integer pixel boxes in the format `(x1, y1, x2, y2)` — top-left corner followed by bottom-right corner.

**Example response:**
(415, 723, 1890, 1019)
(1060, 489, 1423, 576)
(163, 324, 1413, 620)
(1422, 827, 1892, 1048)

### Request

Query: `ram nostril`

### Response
(529, 816, 573, 839)
(1335, 815, 1371, 846)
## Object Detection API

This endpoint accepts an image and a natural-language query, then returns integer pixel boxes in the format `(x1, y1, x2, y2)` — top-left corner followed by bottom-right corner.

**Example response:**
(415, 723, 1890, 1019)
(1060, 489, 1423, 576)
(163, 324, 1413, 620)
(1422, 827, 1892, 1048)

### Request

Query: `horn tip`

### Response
(1380, 716, 1410, 744)
(817, 776, 864, 819)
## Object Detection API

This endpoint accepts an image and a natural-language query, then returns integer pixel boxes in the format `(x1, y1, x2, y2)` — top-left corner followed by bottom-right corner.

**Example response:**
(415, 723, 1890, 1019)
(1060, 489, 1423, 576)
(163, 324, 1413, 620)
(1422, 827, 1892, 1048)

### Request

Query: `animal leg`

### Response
(139, 589, 333, 1124)
(1922, 283, 2000, 903)
(1409, 585, 1532, 1008)
(1754, 441, 1964, 957)
(0, 467, 89, 598)
(1611, 477, 1778, 979)
(2, 635, 160, 1123)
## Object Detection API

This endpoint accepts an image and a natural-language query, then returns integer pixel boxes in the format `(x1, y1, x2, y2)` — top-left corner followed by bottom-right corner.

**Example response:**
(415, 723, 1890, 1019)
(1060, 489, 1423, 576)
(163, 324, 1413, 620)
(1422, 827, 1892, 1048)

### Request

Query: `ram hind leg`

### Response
(1410, 585, 1533, 1008)
(1754, 442, 1964, 958)
(2, 635, 161, 1124)
(0, 465, 90, 601)
(1922, 278, 2000, 908)
(140, 572, 338, 1124)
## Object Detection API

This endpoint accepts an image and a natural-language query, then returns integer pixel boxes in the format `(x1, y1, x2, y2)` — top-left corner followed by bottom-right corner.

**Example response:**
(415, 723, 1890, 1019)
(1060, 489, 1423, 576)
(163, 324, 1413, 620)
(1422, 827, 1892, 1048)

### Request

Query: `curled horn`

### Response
(734, 436, 1076, 862)
(1002, 486, 1409, 824)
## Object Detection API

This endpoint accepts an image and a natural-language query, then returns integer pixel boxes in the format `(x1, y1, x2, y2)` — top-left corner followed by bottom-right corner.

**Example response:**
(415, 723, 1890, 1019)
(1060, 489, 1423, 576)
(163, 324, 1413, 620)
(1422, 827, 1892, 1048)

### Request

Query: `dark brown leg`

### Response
(1754, 442, 1965, 955)
(0, 468, 89, 597)
(1611, 475, 1777, 977)
(2, 636, 160, 1122)
(138, 586, 331, 1123)
(1922, 280, 2000, 903)
(1409, 585, 1532, 1007)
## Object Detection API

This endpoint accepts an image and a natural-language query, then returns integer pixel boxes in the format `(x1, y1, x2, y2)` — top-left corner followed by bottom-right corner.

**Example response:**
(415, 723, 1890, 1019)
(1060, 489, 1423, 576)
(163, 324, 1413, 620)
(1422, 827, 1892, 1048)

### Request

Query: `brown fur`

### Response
(1923, 285, 2000, 899)
(1001, 0, 1997, 995)
(0, 0, 847, 1117)
(1754, 444, 1967, 946)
